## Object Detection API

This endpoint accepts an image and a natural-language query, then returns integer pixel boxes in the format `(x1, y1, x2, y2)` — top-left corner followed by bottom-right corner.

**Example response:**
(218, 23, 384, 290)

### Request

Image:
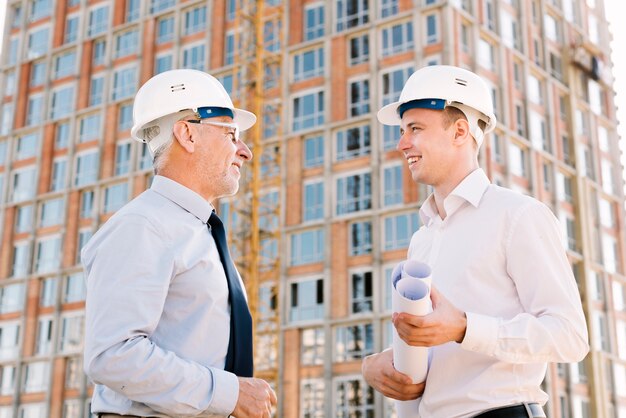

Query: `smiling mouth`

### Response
(407, 156, 421, 166)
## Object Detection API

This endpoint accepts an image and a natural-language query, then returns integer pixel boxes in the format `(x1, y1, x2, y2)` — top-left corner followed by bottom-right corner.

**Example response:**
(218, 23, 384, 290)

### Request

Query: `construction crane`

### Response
(221, 0, 284, 408)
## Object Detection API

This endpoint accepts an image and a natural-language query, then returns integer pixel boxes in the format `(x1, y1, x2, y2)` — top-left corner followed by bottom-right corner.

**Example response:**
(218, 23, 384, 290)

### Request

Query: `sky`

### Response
(0, 1, 623, 184)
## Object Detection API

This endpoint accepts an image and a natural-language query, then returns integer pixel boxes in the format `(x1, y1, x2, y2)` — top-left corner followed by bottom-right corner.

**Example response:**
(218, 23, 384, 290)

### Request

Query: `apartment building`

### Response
(0, 0, 624, 417)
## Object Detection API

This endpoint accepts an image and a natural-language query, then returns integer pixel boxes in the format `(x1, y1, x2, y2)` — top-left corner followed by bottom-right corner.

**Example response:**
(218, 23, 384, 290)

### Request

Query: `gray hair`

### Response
(145, 110, 196, 174)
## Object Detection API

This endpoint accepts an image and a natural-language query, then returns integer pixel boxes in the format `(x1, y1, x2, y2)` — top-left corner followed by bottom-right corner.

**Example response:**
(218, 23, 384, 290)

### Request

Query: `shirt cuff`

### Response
(460, 311, 499, 356)
(206, 368, 239, 416)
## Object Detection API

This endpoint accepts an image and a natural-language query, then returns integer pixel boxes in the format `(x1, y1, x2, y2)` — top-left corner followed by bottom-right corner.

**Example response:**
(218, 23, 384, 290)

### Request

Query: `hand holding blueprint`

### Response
(391, 259, 433, 418)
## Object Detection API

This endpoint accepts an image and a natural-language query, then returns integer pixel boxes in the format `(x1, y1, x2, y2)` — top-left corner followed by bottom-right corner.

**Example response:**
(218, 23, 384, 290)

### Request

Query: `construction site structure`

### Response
(0, 0, 625, 417)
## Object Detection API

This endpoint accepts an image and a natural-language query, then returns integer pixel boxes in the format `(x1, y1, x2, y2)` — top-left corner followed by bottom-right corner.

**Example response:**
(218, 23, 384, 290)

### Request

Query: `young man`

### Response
(83, 69, 276, 418)
(362, 65, 589, 418)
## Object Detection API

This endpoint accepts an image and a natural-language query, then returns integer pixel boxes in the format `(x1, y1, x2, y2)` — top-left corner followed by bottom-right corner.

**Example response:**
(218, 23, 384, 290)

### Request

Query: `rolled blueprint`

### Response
(391, 259, 433, 418)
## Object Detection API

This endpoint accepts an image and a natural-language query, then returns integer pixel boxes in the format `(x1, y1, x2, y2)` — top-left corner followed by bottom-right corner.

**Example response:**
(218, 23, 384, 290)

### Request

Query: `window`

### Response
(115, 143, 132, 176)
(460, 23, 470, 53)
(305, 4, 324, 40)
(382, 66, 413, 108)
(90, 75, 104, 106)
(478, 39, 495, 71)
(349, 79, 370, 117)
(336, 172, 371, 215)
(383, 164, 403, 206)
(380, 0, 398, 18)
(0, 105, 13, 136)
(40, 277, 57, 307)
(303, 181, 324, 221)
(544, 14, 561, 42)
(40, 198, 65, 227)
(10, 5, 22, 28)
(304, 135, 324, 168)
(0, 141, 6, 165)
(31, 61, 46, 86)
(6, 38, 19, 66)
(0, 323, 20, 361)
(27, 27, 49, 59)
(492, 133, 504, 164)
(528, 75, 543, 105)
(118, 104, 133, 131)
(104, 183, 129, 213)
(290, 278, 324, 322)
(15, 205, 34, 234)
(0, 365, 16, 396)
(63, 272, 86, 303)
(301, 379, 325, 418)
(75, 229, 93, 264)
(156, 16, 174, 43)
(79, 114, 101, 143)
(263, 20, 281, 52)
(349, 34, 369, 65)
(484, 0, 496, 30)
(26, 95, 43, 126)
(16, 133, 39, 160)
(30, 0, 52, 21)
(55, 51, 77, 79)
(381, 22, 413, 56)
(336, 0, 369, 32)
(349, 221, 372, 256)
(335, 323, 373, 360)
(59, 313, 85, 353)
(75, 151, 100, 186)
(384, 212, 419, 250)
(50, 86, 75, 120)
(126, 0, 140, 22)
(11, 166, 38, 202)
(35, 236, 62, 274)
(425, 14, 439, 44)
(112, 67, 137, 100)
(80, 191, 95, 219)
(529, 110, 548, 152)
(65, 357, 83, 389)
(508, 143, 528, 177)
(139, 143, 152, 170)
(65, 15, 79, 43)
(4, 71, 16, 96)
(0, 284, 25, 314)
(35, 317, 53, 355)
(224, 32, 235, 66)
(352, 271, 373, 313)
(22, 362, 49, 393)
(293, 48, 324, 82)
(293, 91, 324, 132)
(183, 44, 206, 71)
(515, 103, 525, 136)
(18, 403, 47, 418)
(155, 54, 173, 74)
(115, 30, 139, 58)
(301, 328, 325, 365)
(184, 6, 207, 35)
(291, 229, 324, 265)
(336, 125, 370, 160)
(63, 400, 81, 418)
(334, 378, 374, 416)
(151, 0, 175, 14)
(226, 0, 237, 21)
(93, 39, 106, 66)
(88, 6, 109, 37)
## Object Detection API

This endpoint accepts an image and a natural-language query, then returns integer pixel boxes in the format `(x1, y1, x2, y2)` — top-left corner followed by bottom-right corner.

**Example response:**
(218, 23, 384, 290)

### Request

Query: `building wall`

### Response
(0, 0, 624, 417)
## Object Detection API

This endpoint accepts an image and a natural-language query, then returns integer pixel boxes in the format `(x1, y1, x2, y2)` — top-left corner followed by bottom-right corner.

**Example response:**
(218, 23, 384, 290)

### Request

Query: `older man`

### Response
(83, 69, 276, 418)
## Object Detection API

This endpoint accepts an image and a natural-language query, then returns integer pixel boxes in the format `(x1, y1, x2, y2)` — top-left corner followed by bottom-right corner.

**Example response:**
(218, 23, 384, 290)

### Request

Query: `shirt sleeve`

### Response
(461, 202, 589, 363)
(82, 213, 239, 416)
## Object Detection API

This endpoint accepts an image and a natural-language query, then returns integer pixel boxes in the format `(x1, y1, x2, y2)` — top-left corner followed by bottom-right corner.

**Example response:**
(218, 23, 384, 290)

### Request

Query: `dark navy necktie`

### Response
(208, 212, 254, 377)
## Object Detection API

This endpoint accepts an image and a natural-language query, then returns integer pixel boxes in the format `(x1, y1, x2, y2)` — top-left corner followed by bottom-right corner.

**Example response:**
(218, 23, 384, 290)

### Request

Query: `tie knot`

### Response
(208, 212, 223, 228)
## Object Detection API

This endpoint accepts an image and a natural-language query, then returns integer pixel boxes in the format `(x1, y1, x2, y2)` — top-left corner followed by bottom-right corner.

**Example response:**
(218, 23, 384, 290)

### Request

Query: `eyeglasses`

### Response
(188, 120, 239, 143)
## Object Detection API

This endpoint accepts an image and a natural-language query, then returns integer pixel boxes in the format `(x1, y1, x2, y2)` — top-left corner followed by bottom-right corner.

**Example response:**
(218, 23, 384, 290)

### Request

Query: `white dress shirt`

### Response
(407, 169, 589, 418)
(83, 175, 241, 417)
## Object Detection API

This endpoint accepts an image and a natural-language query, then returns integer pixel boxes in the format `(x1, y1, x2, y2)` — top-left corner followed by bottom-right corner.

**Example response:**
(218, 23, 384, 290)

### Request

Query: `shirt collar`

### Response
(151, 175, 214, 223)
(419, 169, 490, 226)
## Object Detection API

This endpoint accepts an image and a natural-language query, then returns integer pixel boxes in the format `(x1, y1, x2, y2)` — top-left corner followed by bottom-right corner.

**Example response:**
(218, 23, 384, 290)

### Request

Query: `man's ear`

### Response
(172, 120, 195, 153)
(452, 118, 472, 147)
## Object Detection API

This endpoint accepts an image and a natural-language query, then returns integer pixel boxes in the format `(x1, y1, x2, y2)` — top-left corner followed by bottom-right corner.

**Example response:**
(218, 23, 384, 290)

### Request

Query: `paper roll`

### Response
(391, 260, 433, 418)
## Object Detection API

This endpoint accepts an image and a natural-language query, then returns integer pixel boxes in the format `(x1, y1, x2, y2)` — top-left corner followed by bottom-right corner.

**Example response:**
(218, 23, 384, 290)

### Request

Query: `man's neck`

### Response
(431, 167, 479, 220)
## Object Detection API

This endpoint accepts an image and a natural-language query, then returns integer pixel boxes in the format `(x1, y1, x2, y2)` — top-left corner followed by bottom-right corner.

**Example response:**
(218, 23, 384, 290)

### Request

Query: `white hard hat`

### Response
(130, 69, 256, 151)
(377, 65, 497, 147)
